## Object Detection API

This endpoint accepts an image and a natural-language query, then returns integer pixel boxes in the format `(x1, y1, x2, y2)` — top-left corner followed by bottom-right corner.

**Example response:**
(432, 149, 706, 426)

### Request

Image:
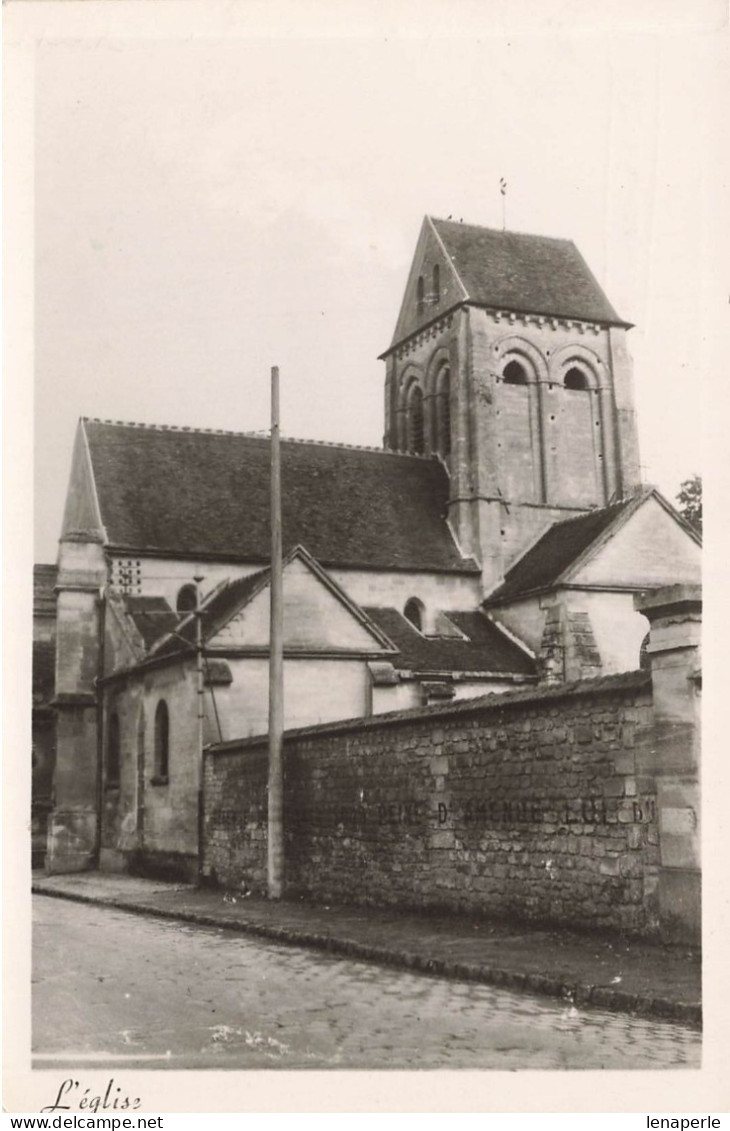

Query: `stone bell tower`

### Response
(381, 216, 642, 593)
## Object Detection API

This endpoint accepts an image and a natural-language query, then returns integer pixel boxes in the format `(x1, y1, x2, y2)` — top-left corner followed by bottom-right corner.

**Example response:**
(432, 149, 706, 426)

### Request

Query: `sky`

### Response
(27, 8, 725, 561)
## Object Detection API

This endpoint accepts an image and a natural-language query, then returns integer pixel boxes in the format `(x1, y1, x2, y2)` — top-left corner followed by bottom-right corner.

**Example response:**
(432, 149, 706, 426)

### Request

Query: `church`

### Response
(44, 216, 701, 879)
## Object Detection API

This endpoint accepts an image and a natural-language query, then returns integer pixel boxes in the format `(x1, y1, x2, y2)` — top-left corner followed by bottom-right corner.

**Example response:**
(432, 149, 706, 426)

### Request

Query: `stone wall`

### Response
(203, 669, 663, 935)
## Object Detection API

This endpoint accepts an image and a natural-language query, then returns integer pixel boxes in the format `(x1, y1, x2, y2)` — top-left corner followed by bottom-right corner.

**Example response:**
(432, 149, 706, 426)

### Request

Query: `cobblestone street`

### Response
(32, 896, 700, 1071)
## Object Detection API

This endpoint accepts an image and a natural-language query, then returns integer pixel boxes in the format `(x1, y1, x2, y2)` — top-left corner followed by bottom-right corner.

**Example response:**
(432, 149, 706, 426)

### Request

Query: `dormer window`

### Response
(177, 584, 197, 614)
(404, 598, 425, 632)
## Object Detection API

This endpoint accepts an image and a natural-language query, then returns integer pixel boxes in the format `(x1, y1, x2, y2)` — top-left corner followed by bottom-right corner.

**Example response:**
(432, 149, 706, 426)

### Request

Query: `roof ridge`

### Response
(82, 417, 267, 438)
(81, 417, 435, 459)
(281, 437, 434, 459)
(544, 497, 632, 530)
(428, 215, 574, 246)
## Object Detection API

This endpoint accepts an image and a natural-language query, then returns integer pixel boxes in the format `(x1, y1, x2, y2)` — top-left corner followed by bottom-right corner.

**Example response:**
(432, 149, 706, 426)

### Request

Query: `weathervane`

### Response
(500, 177, 507, 231)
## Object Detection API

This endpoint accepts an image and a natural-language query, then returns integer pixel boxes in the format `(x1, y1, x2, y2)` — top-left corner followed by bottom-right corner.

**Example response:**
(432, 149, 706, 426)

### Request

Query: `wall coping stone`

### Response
(52, 692, 97, 709)
(634, 585, 702, 620)
(206, 668, 651, 758)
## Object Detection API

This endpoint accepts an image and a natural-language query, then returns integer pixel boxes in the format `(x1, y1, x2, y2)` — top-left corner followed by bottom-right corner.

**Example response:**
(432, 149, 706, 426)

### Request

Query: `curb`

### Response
(32, 884, 702, 1029)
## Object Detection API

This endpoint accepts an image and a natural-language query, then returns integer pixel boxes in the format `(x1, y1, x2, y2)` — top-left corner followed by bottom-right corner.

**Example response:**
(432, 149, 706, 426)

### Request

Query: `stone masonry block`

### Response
(627, 825, 642, 850)
(613, 751, 635, 775)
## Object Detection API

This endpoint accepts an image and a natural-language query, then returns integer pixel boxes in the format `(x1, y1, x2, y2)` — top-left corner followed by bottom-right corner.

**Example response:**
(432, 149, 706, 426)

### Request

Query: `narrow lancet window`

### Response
(154, 700, 170, 781)
(435, 365, 451, 456)
(107, 712, 120, 787)
(407, 384, 425, 454)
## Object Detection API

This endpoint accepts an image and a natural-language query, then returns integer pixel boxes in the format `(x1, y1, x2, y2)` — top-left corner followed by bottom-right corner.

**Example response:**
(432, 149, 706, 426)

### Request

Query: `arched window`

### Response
(502, 360, 529, 385)
(417, 275, 425, 319)
(107, 712, 120, 787)
(407, 384, 425, 454)
(435, 365, 451, 457)
(498, 354, 541, 503)
(136, 708, 146, 831)
(432, 264, 440, 306)
(639, 632, 651, 671)
(564, 366, 589, 391)
(176, 584, 197, 615)
(404, 598, 425, 632)
(154, 700, 170, 782)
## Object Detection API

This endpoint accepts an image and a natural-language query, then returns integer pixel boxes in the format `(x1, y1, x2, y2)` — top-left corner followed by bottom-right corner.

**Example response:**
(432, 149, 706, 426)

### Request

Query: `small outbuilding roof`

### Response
(150, 547, 397, 662)
(150, 570, 270, 658)
(485, 502, 632, 604)
(121, 595, 180, 649)
(484, 489, 700, 605)
(363, 607, 536, 677)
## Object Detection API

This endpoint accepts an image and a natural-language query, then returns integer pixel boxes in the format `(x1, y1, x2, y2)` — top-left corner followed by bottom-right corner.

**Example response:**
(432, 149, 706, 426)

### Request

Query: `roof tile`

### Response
(431, 218, 625, 326)
(363, 607, 536, 676)
(84, 421, 477, 575)
(151, 569, 269, 658)
(121, 595, 180, 649)
(485, 501, 632, 604)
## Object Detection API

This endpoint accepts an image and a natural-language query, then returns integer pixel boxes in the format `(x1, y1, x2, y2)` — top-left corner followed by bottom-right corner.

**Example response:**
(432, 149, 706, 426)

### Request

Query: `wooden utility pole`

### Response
(194, 574, 205, 756)
(194, 574, 205, 879)
(267, 366, 285, 898)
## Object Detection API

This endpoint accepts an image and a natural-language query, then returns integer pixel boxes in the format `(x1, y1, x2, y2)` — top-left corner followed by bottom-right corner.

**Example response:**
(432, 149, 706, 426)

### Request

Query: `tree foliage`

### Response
(676, 474, 702, 534)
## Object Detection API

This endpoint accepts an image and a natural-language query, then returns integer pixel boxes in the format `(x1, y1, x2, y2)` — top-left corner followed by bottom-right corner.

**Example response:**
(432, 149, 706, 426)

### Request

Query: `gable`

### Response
(485, 501, 631, 604)
(211, 556, 392, 652)
(571, 496, 701, 589)
(389, 217, 466, 347)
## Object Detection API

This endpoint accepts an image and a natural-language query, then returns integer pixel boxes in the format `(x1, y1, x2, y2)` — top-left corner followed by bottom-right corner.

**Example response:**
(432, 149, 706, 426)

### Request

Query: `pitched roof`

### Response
(121, 595, 180, 649)
(363, 607, 536, 677)
(151, 569, 269, 659)
(151, 548, 398, 663)
(430, 218, 626, 326)
(82, 420, 477, 575)
(484, 499, 635, 604)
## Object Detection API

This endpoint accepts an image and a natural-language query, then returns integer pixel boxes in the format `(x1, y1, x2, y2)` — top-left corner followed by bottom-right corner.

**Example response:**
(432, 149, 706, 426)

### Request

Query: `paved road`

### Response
(32, 896, 700, 1071)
